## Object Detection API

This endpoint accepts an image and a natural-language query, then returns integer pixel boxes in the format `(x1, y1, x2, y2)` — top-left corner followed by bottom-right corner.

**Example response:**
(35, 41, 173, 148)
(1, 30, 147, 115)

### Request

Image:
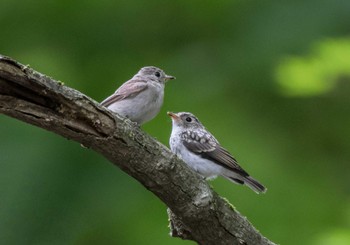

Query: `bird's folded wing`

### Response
(101, 79, 148, 107)
(182, 134, 248, 176)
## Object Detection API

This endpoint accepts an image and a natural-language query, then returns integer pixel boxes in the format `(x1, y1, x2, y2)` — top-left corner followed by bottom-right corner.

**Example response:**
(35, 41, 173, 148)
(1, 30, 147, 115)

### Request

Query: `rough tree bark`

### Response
(0, 55, 275, 245)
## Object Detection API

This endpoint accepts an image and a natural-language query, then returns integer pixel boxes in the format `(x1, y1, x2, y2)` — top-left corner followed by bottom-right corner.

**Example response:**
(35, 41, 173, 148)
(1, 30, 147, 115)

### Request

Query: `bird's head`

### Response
(137, 66, 175, 84)
(167, 112, 203, 129)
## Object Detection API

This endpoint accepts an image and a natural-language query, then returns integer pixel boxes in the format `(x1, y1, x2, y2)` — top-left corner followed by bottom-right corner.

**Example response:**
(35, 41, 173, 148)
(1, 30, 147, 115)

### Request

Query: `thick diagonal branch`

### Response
(0, 55, 275, 245)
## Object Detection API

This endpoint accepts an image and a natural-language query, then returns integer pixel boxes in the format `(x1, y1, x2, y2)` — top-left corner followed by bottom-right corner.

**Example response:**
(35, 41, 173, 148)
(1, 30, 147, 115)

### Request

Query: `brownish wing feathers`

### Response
(182, 133, 249, 176)
(101, 79, 148, 107)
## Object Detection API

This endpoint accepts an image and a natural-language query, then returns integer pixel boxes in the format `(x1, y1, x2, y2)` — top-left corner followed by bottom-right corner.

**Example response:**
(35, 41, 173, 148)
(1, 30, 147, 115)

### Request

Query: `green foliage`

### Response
(276, 38, 350, 96)
(1, 0, 350, 244)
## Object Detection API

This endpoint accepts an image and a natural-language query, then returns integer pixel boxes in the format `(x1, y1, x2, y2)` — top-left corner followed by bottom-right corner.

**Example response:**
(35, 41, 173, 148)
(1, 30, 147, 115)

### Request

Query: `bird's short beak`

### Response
(167, 111, 180, 121)
(165, 75, 175, 81)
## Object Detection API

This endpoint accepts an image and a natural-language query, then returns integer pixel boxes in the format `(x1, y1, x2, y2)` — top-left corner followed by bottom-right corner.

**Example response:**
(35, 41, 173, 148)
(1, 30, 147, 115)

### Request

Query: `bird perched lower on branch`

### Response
(101, 66, 175, 125)
(168, 111, 266, 194)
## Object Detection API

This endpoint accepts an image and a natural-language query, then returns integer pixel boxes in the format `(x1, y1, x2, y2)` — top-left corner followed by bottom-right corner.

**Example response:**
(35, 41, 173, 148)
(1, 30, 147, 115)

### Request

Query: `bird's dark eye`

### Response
(155, 71, 161, 77)
(186, 117, 192, 122)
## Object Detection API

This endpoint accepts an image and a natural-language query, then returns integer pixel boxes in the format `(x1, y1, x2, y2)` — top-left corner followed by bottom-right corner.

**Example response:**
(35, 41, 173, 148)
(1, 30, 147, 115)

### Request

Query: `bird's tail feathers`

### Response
(223, 174, 267, 194)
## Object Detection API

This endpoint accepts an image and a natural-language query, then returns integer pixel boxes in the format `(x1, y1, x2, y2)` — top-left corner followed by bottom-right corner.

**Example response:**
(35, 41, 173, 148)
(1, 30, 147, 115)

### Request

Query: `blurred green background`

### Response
(1, 0, 350, 244)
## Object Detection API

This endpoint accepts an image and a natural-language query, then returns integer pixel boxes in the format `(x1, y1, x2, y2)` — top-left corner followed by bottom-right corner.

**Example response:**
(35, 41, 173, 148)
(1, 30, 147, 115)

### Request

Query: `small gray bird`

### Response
(168, 112, 266, 193)
(101, 66, 175, 125)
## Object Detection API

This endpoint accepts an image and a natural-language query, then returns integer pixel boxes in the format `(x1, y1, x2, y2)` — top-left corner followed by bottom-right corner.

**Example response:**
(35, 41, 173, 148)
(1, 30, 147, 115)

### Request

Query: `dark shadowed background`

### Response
(1, 1, 350, 244)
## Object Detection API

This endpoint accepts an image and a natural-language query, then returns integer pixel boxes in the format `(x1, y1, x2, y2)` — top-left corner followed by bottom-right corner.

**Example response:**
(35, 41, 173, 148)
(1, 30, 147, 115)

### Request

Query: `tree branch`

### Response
(0, 55, 275, 245)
